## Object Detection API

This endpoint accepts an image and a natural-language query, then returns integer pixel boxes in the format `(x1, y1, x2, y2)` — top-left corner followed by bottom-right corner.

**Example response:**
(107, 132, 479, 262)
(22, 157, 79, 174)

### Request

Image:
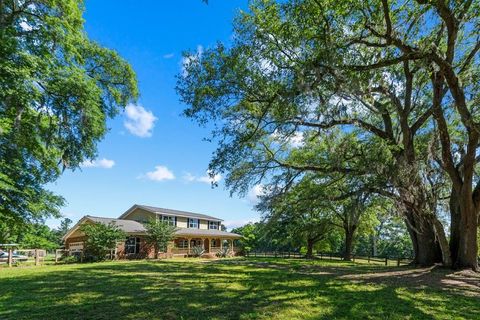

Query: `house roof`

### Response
(86, 216, 147, 233)
(62, 215, 242, 241)
(61, 215, 148, 241)
(119, 204, 224, 222)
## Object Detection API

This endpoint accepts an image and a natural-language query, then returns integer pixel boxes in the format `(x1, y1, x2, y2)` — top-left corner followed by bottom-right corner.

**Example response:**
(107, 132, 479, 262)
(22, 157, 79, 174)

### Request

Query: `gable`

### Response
(122, 207, 156, 223)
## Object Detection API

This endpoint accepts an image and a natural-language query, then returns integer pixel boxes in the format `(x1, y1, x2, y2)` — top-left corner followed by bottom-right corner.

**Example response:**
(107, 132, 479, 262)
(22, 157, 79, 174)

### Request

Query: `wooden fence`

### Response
(245, 251, 413, 266)
(0, 249, 46, 267)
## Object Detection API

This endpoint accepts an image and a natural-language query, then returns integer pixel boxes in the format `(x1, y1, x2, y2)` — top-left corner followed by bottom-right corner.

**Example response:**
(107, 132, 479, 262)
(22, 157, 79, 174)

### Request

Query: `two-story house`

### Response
(62, 204, 242, 258)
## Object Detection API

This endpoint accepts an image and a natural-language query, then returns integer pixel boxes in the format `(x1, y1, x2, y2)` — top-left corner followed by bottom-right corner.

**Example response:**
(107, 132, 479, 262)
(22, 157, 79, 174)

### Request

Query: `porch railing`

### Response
(171, 246, 237, 255)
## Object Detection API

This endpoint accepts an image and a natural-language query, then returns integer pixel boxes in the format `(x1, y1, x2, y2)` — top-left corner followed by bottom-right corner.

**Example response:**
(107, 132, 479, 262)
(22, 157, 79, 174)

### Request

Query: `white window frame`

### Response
(69, 242, 84, 252)
(162, 215, 176, 226)
(188, 218, 199, 228)
(209, 221, 219, 230)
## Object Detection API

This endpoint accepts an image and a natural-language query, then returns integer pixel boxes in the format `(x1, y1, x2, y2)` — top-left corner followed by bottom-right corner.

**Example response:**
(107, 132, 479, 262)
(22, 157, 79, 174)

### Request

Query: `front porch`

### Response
(171, 237, 237, 256)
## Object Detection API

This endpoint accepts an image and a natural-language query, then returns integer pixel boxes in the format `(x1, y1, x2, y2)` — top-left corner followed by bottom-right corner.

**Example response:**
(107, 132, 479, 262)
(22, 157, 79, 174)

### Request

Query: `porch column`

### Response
(220, 239, 223, 250)
(187, 238, 191, 255)
(208, 238, 211, 253)
(229, 239, 233, 251)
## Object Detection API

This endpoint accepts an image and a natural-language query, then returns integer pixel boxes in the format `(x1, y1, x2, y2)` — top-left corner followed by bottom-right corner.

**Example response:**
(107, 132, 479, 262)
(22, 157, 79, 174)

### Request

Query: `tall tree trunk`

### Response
(403, 210, 442, 266)
(449, 189, 461, 265)
(343, 226, 356, 261)
(306, 238, 314, 259)
(449, 186, 479, 270)
(455, 189, 479, 270)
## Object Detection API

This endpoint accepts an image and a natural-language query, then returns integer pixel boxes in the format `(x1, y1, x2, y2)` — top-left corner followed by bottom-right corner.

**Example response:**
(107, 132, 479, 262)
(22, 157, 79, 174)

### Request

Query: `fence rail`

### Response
(0, 249, 46, 267)
(245, 251, 413, 266)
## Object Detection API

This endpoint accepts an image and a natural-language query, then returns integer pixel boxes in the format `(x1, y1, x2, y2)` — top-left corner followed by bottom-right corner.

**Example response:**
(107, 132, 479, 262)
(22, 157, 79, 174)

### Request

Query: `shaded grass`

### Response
(0, 258, 478, 319)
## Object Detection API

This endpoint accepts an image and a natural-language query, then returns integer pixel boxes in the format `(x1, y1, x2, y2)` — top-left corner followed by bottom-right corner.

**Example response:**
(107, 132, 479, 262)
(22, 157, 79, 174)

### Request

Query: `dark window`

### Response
(125, 237, 140, 254)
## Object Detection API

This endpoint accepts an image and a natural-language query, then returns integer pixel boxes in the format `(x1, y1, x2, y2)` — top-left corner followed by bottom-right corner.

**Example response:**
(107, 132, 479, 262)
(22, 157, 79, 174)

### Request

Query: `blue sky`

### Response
(46, 0, 261, 230)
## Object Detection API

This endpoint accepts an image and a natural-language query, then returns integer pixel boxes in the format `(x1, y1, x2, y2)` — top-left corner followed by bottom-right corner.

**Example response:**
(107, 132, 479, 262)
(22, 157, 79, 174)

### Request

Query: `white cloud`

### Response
(183, 170, 222, 184)
(223, 217, 260, 230)
(163, 53, 174, 59)
(144, 165, 175, 181)
(181, 45, 203, 77)
(19, 21, 33, 31)
(271, 130, 304, 148)
(124, 104, 157, 138)
(80, 158, 115, 169)
(248, 184, 264, 205)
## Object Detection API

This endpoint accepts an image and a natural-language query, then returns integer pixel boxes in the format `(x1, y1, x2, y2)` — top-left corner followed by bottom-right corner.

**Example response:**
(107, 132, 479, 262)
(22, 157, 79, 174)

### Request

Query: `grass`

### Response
(0, 258, 479, 320)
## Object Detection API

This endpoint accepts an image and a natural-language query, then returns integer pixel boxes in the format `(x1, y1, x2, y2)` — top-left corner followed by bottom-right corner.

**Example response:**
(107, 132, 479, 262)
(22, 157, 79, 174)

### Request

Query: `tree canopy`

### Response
(0, 1, 138, 232)
(178, 0, 480, 270)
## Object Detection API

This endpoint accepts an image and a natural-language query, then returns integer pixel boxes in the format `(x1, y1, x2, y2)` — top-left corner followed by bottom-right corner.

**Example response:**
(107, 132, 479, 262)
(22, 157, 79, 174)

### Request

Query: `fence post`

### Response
(385, 257, 388, 266)
(368, 255, 370, 263)
(330, 252, 332, 260)
(397, 258, 401, 267)
(55, 250, 58, 263)
(352, 254, 355, 262)
(8, 248, 13, 267)
(35, 249, 40, 266)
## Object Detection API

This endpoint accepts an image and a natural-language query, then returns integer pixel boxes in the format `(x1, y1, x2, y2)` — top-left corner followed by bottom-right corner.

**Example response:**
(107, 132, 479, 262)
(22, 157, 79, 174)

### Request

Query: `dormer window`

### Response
(209, 221, 219, 230)
(188, 218, 199, 228)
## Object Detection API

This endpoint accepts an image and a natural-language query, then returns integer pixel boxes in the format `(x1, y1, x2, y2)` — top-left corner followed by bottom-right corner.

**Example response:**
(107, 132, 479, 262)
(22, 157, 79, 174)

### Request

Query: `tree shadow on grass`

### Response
(0, 259, 478, 319)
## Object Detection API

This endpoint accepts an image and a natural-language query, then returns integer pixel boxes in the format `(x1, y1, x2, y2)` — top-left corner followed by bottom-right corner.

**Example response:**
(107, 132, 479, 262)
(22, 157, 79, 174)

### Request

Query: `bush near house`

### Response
(80, 222, 125, 261)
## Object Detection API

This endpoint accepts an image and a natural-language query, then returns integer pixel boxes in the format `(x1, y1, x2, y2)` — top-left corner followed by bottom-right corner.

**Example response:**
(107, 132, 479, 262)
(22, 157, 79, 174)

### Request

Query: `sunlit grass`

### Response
(0, 258, 478, 319)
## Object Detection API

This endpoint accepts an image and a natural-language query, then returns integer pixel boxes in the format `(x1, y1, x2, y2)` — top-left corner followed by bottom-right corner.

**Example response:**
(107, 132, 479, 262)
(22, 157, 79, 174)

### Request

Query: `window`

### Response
(177, 239, 188, 249)
(125, 237, 140, 254)
(211, 239, 218, 247)
(69, 242, 84, 252)
(188, 218, 199, 228)
(161, 215, 176, 226)
(209, 221, 219, 230)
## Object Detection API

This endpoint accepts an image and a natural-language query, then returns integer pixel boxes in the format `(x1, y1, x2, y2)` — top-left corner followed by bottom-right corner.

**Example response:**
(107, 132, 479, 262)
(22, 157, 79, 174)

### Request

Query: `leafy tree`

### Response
(258, 177, 333, 258)
(231, 223, 261, 253)
(144, 219, 177, 259)
(0, 1, 138, 234)
(18, 223, 58, 251)
(177, 0, 480, 269)
(80, 222, 125, 261)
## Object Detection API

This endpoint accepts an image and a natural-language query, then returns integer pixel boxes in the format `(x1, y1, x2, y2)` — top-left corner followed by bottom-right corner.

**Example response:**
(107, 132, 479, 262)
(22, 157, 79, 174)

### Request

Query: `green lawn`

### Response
(0, 258, 478, 320)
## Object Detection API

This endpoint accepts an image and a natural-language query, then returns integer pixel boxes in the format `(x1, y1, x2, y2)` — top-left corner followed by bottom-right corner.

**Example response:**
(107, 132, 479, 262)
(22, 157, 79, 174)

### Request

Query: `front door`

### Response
(204, 239, 209, 253)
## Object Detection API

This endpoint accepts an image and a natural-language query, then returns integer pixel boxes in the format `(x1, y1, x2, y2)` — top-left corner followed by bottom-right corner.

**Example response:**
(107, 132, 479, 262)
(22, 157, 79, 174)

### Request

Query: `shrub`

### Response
(144, 219, 176, 259)
(191, 246, 205, 257)
(80, 222, 125, 262)
(216, 247, 231, 258)
(61, 255, 79, 264)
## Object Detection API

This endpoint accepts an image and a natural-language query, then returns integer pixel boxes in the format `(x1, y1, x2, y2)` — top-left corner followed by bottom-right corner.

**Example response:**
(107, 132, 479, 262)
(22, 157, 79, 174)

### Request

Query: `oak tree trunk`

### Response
(306, 238, 314, 259)
(449, 190, 461, 265)
(455, 190, 479, 270)
(403, 210, 442, 266)
(343, 226, 356, 261)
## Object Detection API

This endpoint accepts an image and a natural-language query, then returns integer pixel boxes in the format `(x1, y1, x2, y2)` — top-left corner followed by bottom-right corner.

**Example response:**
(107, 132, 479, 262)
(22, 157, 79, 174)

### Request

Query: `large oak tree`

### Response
(0, 1, 138, 233)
